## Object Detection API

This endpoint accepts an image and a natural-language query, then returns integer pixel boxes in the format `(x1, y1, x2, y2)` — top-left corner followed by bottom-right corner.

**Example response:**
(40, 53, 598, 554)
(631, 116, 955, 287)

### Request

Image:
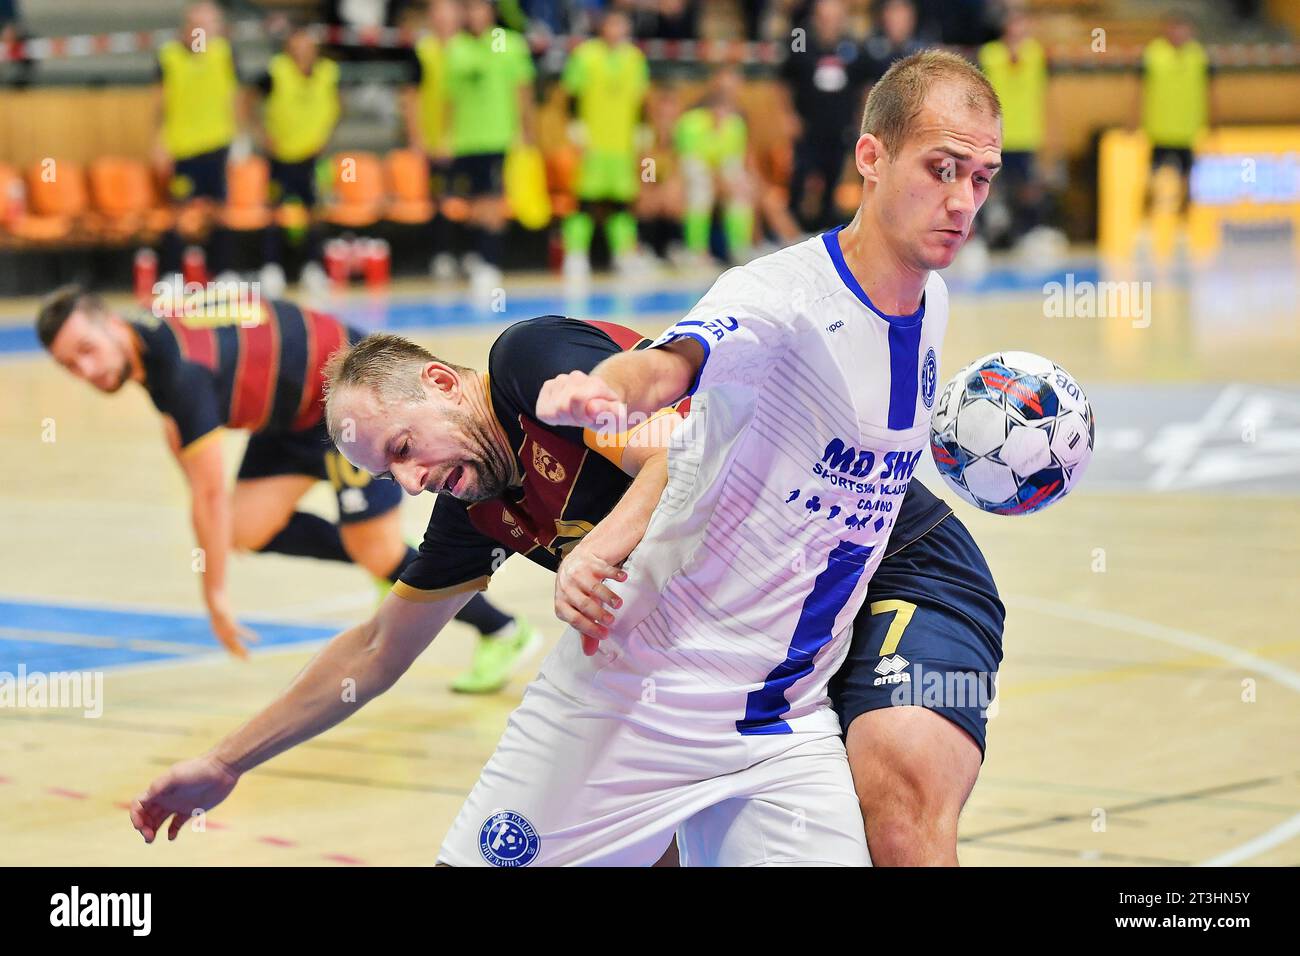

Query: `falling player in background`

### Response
(35, 287, 532, 689)
(559, 8, 650, 284)
(674, 65, 757, 265)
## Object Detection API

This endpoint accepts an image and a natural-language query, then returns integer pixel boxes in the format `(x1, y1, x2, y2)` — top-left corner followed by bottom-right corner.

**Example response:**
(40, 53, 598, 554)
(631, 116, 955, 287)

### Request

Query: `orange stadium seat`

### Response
(324, 152, 384, 228)
(5, 159, 95, 243)
(89, 157, 173, 240)
(384, 149, 434, 225)
(221, 156, 273, 232)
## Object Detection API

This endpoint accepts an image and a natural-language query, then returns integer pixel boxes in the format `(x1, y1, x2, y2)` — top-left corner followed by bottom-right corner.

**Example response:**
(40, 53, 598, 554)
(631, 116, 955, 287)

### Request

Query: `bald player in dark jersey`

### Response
(36, 286, 534, 689)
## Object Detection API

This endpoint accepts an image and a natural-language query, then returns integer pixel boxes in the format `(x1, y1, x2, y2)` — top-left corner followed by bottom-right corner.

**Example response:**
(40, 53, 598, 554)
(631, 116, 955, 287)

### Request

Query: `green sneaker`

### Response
(451, 619, 541, 694)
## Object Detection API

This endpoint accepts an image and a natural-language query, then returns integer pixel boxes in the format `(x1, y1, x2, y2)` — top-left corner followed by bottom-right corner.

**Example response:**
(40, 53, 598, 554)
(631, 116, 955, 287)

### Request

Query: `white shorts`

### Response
(437, 673, 870, 867)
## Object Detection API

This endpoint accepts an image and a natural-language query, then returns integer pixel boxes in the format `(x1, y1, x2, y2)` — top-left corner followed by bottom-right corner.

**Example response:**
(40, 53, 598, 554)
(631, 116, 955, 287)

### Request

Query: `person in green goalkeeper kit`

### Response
(560, 8, 650, 282)
(673, 65, 756, 264)
(443, 0, 537, 303)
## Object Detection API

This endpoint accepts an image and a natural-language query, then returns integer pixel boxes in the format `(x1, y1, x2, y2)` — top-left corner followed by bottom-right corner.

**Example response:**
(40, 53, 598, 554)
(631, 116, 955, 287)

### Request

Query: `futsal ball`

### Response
(929, 351, 1094, 515)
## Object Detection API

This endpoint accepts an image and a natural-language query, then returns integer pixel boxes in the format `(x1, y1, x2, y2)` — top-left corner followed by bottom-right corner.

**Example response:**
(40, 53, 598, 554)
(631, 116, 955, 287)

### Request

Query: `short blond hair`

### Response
(322, 333, 472, 445)
(860, 49, 1001, 156)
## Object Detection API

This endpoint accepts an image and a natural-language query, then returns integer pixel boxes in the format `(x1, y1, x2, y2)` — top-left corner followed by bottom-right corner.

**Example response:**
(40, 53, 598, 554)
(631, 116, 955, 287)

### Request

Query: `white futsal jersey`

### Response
(439, 228, 949, 866)
(540, 227, 949, 738)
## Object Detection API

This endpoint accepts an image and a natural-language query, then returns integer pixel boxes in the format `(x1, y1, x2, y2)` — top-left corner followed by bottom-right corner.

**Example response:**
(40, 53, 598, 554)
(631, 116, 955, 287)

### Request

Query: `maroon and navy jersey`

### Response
(129, 300, 359, 452)
(395, 315, 679, 601)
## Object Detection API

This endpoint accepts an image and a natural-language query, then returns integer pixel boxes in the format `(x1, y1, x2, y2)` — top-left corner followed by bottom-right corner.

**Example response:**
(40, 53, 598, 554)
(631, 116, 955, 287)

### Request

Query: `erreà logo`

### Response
(821, 439, 924, 481)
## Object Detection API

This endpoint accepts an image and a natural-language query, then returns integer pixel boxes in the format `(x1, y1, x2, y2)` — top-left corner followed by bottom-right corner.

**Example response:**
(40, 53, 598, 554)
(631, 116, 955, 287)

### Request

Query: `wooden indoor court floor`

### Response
(1, 256, 1297, 866)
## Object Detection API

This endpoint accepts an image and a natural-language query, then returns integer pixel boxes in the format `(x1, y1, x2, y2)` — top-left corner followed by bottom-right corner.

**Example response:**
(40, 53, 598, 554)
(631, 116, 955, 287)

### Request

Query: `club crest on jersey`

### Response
(921, 348, 937, 409)
(531, 441, 566, 483)
(479, 811, 540, 867)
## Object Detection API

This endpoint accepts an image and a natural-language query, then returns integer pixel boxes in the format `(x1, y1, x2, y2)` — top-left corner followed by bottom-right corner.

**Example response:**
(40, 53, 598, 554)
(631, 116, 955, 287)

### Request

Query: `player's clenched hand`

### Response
(535, 370, 627, 432)
(555, 543, 628, 656)
(129, 755, 240, 844)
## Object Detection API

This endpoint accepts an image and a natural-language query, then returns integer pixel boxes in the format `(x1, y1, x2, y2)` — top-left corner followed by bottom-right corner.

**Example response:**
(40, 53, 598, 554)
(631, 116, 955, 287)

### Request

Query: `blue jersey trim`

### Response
(821, 225, 925, 328)
(886, 320, 922, 430)
(652, 328, 711, 396)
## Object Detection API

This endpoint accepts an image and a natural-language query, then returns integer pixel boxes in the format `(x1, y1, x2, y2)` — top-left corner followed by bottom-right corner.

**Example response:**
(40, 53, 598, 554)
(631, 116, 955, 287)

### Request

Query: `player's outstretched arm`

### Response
(535, 338, 703, 432)
(128, 590, 471, 844)
(164, 418, 256, 660)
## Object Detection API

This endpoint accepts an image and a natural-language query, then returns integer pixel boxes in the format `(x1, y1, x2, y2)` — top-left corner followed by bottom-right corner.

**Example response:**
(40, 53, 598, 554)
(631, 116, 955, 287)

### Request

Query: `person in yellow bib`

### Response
(635, 83, 687, 263)
(403, 0, 463, 282)
(153, 2, 245, 276)
(560, 9, 650, 283)
(978, 6, 1048, 247)
(674, 66, 756, 265)
(253, 23, 340, 292)
(1142, 12, 1209, 183)
(444, 0, 537, 303)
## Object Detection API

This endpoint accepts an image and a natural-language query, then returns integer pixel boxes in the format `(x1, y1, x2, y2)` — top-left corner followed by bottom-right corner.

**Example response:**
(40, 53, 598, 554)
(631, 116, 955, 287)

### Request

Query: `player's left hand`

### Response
(555, 544, 628, 656)
(206, 595, 260, 660)
(536, 370, 627, 432)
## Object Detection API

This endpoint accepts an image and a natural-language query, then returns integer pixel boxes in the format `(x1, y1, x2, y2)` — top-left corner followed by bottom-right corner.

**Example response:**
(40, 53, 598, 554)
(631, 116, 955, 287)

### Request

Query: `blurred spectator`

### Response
(153, 1, 244, 277)
(913, 0, 997, 46)
(674, 66, 756, 263)
(634, 0, 700, 41)
(324, 0, 412, 64)
(1142, 11, 1208, 181)
(560, 9, 650, 282)
(253, 24, 341, 293)
(0, 0, 33, 89)
(978, 4, 1048, 247)
(513, 0, 574, 36)
(326, 0, 399, 28)
(444, 0, 537, 299)
(635, 83, 686, 261)
(739, 0, 772, 41)
(403, 0, 463, 280)
(864, 0, 924, 82)
(781, 0, 872, 232)
(1231, 0, 1262, 20)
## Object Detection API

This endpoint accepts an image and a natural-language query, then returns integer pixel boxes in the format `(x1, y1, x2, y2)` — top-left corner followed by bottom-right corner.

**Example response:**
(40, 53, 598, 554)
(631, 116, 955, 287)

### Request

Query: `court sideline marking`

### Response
(1008, 594, 1300, 866)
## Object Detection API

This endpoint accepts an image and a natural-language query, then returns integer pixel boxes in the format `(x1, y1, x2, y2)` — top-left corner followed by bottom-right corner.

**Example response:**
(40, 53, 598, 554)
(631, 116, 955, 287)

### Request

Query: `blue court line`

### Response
(0, 264, 1099, 357)
(0, 599, 337, 673)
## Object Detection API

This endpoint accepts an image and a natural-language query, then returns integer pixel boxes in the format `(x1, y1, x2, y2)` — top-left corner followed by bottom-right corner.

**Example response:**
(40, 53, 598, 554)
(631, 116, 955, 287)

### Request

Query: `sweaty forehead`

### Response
(333, 388, 394, 467)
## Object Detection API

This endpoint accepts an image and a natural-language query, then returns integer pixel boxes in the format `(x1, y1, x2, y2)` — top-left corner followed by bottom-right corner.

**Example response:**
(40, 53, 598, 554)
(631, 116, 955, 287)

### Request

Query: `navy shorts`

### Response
(429, 156, 452, 196)
(830, 511, 1005, 758)
(236, 421, 404, 525)
(269, 157, 318, 207)
(449, 152, 506, 198)
(171, 146, 229, 202)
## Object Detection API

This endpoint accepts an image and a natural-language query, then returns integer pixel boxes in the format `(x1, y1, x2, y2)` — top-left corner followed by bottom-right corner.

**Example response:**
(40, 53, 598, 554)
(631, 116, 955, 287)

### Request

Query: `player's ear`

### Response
(855, 132, 885, 186)
(422, 362, 460, 398)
